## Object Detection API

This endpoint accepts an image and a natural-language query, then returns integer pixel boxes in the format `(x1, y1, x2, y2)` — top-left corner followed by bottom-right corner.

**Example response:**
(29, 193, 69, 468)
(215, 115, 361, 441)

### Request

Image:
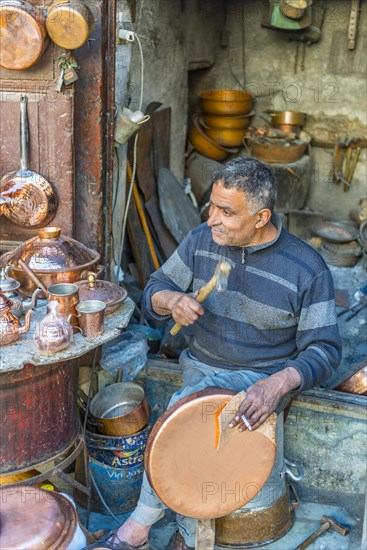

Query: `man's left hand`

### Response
(229, 367, 301, 431)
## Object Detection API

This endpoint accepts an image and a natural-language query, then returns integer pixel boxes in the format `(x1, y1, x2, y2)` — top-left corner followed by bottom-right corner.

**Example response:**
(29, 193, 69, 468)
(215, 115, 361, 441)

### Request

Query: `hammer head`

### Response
(215, 262, 232, 292)
(320, 515, 349, 536)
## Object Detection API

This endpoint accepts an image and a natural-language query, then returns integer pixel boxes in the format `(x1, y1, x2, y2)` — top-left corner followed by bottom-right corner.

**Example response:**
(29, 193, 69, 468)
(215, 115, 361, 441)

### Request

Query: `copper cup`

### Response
(74, 300, 106, 340)
(47, 283, 80, 331)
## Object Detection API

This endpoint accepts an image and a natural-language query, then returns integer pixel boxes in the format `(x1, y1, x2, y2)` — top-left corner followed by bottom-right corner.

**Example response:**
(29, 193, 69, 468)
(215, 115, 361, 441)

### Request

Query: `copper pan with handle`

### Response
(145, 388, 276, 520)
(0, 96, 57, 228)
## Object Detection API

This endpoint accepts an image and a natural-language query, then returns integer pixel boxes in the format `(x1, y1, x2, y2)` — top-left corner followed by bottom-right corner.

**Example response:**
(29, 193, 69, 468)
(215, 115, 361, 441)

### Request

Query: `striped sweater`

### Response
(142, 214, 342, 392)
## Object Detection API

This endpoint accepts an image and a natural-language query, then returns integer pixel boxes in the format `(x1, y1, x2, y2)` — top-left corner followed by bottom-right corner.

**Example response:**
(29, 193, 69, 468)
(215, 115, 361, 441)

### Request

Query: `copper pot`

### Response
(0, 226, 101, 297)
(0, 0, 49, 70)
(74, 273, 127, 315)
(89, 382, 150, 436)
(199, 89, 254, 116)
(0, 290, 31, 346)
(266, 110, 306, 127)
(0, 486, 77, 549)
(46, 0, 95, 50)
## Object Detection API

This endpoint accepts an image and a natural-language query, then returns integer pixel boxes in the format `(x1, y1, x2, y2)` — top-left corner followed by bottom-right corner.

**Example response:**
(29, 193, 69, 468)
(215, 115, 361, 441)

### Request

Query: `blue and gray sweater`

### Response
(142, 214, 342, 392)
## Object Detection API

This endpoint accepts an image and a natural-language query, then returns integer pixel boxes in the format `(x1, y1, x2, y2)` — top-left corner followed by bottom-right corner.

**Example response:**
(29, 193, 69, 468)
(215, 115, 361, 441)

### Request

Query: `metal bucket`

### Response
(74, 455, 144, 515)
(86, 412, 155, 468)
(74, 413, 156, 514)
(215, 413, 302, 548)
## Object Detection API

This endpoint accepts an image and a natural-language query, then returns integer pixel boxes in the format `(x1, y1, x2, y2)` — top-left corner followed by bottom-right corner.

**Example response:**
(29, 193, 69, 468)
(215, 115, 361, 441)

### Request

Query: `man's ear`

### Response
(255, 209, 272, 228)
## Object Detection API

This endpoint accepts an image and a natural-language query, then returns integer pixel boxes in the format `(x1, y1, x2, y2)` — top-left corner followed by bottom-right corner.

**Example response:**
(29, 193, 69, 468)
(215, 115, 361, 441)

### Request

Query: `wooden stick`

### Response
(127, 160, 160, 271)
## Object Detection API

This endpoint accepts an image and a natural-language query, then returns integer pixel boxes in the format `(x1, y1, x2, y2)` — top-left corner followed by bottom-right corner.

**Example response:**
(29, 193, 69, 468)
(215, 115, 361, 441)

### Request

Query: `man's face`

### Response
(207, 181, 262, 247)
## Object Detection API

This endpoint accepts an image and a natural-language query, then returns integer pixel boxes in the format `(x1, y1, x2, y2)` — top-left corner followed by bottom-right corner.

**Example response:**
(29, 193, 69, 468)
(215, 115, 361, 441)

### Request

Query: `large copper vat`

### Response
(0, 360, 79, 474)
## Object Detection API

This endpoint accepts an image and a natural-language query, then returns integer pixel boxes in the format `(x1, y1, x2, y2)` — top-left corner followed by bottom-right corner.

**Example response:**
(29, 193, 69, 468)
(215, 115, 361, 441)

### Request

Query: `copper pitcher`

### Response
(0, 290, 32, 346)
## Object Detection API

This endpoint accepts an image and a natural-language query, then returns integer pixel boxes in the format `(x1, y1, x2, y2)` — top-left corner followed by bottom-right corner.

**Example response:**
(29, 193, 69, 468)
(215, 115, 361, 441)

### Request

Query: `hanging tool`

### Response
(295, 515, 349, 550)
(170, 261, 232, 336)
(348, 0, 360, 50)
(345, 145, 362, 191)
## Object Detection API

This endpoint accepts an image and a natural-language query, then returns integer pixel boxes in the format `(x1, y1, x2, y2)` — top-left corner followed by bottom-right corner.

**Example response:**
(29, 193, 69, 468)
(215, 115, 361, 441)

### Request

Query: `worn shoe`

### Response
(167, 531, 194, 550)
(85, 526, 150, 550)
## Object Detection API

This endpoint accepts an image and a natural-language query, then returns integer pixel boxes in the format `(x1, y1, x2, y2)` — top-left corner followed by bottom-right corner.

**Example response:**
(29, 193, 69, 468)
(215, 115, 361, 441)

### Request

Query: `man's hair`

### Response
(211, 157, 277, 213)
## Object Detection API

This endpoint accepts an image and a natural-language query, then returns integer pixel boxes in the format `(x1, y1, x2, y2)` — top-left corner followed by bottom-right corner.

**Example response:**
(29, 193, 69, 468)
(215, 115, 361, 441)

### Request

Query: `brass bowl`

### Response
(266, 110, 306, 126)
(202, 111, 254, 130)
(205, 127, 247, 147)
(188, 115, 236, 161)
(199, 89, 254, 116)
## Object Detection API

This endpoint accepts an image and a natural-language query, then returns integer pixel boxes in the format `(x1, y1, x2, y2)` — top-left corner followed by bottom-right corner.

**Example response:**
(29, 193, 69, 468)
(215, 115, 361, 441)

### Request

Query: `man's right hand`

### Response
(151, 290, 204, 326)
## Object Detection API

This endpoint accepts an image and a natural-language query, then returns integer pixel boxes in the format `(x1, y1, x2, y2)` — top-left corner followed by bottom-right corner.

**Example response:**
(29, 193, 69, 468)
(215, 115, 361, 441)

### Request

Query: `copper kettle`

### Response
(0, 290, 32, 346)
(0, 265, 41, 317)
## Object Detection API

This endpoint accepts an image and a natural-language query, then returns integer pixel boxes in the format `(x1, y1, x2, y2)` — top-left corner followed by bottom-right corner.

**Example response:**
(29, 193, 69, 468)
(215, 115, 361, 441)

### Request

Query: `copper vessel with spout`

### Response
(0, 290, 32, 346)
(0, 226, 101, 297)
(0, 265, 41, 317)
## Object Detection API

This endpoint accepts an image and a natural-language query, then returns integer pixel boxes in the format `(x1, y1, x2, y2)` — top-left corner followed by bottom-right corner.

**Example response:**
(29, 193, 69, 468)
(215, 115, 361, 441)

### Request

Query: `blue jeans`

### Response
(131, 350, 283, 547)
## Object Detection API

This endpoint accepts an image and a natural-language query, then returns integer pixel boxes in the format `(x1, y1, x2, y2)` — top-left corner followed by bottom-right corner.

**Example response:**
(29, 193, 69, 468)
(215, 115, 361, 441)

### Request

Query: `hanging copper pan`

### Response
(0, 96, 57, 228)
(46, 0, 95, 50)
(0, 0, 49, 70)
(145, 388, 276, 520)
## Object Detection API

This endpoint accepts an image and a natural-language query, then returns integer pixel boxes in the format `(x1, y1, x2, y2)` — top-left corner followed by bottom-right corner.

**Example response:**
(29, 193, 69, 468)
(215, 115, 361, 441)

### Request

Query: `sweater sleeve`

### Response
(285, 269, 342, 392)
(142, 231, 196, 321)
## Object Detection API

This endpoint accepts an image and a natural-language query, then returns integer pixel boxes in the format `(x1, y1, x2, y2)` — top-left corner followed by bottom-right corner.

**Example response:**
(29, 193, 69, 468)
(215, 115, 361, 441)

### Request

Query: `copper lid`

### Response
(75, 275, 127, 308)
(0, 266, 20, 292)
(145, 388, 276, 520)
(0, 486, 77, 549)
(0, 226, 100, 272)
(0, 290, 13, 313)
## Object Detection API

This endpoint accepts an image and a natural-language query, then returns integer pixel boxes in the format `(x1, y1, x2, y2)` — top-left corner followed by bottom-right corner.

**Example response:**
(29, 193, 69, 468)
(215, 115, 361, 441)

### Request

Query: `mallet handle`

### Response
(170, 275, 217, 336)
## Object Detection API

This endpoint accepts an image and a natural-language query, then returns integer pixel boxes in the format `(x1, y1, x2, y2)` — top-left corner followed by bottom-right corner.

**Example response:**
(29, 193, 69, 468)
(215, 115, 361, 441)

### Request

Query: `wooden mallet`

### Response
(170, 261, 231, 336)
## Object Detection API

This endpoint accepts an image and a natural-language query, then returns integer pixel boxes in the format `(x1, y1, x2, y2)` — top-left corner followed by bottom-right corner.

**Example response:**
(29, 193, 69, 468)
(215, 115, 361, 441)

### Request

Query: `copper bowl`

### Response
(248, 138, 307, 163)
(199, 89, 254, 116)
(0, 227, 101, 297)
(202, 111, 254, 130)
(205, 126, 247, 147)
(266, 110, 306, 127)
(188, 115, 237, 161)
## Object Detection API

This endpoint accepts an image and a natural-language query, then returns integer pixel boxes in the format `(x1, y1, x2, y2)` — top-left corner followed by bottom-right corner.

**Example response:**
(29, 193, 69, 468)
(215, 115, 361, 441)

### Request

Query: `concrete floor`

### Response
(77, 500, 357, 549)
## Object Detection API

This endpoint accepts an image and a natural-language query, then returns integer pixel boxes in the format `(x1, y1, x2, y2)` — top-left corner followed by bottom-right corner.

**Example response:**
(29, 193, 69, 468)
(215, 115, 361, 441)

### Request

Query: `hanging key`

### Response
(57, 54, 80, 89)
(55, 67, 65, 92)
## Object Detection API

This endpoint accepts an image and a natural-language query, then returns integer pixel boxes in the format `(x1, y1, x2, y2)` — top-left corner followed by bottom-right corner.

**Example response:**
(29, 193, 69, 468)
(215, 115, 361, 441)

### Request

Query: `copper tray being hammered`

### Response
(145, 388, 276, 519)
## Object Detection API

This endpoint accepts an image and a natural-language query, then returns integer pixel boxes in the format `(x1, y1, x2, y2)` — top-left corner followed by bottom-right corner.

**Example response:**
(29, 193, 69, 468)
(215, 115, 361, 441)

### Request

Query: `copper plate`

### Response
(145, 388, 276, 519)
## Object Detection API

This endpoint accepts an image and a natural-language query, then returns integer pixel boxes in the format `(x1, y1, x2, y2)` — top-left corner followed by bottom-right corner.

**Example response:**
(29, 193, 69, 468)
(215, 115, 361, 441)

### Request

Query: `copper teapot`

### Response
(0, 266, 41, 317)
(0, 291, 32, 346)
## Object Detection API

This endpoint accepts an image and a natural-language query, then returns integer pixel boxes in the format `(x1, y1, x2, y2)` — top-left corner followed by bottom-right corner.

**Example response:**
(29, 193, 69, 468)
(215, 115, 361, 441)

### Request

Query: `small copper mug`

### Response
(47, 283, 79, 331)
(70, 300, 106, 340)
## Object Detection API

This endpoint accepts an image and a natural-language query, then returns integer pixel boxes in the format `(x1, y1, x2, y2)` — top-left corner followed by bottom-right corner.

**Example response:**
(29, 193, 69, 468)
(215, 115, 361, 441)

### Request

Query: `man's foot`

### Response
(109, 517, 150, 548)
(86, 518, 150, 549)
(167, 531, 194, 550)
